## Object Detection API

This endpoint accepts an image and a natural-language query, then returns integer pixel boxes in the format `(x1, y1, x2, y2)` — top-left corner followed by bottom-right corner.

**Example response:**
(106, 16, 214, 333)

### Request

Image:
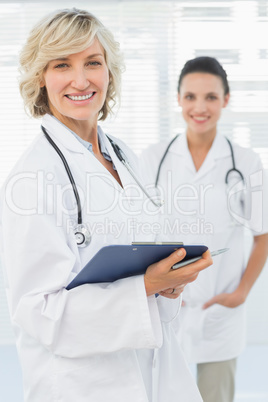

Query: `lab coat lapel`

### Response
(42, 114, 123, 193)
(100, 129, 138, 199)
(194, 145, 216, 182)
(169, 133, 196, 175)
(193, 133, 231, 181)
(171, 132, 230, 182)
(42, 114, 86, 154)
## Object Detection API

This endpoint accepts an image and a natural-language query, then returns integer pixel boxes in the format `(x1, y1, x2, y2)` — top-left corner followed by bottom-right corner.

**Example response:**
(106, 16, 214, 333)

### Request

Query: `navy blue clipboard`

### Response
(66, 244, 208, 290)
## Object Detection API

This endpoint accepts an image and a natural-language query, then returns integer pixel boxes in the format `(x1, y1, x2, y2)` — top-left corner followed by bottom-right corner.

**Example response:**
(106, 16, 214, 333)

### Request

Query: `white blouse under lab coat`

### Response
(0, 115, 202, 402)
(141, 132, 268, 363)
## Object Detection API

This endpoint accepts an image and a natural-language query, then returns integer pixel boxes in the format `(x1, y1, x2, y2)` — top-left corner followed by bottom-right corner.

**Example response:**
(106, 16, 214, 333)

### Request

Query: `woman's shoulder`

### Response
(227, 140, 265, 179)
(231, 141, 262, 163)
(140, 137, 179, 161)
(3, 131, 62, 187)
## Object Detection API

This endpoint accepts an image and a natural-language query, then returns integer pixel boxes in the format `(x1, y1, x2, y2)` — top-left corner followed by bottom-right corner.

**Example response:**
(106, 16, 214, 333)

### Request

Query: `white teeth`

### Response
(194, 116, 207, 121)
(67, 93, 94, 101)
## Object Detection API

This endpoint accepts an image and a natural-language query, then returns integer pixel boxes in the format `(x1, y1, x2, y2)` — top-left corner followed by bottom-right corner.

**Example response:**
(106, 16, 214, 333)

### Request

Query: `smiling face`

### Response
(41, 38, 109, 132)
(178, 72, 230, 139)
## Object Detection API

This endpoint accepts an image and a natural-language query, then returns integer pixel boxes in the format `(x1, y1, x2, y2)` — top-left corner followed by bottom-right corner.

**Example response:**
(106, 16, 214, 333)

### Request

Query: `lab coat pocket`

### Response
(54, 352, 146, 402)
(203, 303, 244, 341)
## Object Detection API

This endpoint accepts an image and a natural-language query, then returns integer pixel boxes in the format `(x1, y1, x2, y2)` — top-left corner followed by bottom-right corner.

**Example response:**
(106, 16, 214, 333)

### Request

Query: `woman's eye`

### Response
(185, 95, 194, 100)
(87, 61, 101, 66)
(54, 63, 68, 69)
(207, 95, 217, 100)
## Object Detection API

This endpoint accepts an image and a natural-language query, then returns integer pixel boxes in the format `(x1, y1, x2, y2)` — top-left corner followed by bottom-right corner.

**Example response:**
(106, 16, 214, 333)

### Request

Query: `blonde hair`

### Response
(19, 8, 124, 120)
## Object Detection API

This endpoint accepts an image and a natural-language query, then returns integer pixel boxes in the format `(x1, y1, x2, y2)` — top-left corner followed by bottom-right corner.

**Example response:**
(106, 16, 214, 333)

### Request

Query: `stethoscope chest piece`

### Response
(74, 224, 91, 247)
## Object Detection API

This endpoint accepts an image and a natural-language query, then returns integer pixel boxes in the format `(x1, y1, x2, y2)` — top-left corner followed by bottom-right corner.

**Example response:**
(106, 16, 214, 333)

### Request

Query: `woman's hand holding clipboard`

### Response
(144, 247, 215, 298)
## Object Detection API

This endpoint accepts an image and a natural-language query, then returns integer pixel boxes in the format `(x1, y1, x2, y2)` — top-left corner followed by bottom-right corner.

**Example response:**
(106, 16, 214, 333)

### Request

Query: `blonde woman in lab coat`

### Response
(0, 9, 213, 402)
(140, 56, 268, 402)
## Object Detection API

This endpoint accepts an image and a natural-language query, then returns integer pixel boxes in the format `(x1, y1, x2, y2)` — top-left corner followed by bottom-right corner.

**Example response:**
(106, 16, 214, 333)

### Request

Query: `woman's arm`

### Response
(203, 233, 268, 309)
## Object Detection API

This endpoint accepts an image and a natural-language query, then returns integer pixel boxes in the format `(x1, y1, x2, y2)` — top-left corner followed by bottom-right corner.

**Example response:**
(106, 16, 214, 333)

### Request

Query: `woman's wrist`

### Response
(233, 285, 248, 304)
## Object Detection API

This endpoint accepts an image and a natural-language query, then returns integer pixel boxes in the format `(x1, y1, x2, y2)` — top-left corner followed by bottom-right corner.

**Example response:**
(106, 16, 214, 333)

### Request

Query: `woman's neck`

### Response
(57, 115, 100, 153)
(53, 114, 122, 186)
(186, 128, 217, 171)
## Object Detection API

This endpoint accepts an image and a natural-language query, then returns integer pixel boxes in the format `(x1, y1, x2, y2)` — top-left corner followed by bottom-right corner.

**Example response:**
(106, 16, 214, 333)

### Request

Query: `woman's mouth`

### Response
(65, 92, 95, 101)
(192, 116, 209, 123)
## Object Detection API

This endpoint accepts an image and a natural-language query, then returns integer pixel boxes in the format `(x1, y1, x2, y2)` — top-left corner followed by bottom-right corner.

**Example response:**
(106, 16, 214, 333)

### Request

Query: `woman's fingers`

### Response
(193, 250, 213, 272)
(144, 248, 187, 296)
(173, 250, 213, 286)
(159, 284, 185, 299)
(174, 250, 212, 281)
(157, 247, 187, 268)
(144, 249, 213, 297)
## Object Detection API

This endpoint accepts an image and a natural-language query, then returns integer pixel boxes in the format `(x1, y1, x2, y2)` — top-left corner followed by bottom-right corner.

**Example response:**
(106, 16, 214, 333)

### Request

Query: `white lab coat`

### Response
(140, 132, 268, 363)
(0, 115, 202, 402)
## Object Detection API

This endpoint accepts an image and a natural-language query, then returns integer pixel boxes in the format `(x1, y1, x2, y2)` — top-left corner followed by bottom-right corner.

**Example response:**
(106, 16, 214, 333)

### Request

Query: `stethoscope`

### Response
(155, 134, 245, 188)
(41, 126, 162, 248)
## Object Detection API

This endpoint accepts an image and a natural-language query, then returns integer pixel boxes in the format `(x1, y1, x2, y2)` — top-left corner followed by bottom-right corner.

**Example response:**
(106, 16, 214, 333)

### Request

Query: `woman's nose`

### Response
(193, 99, 207, 113)
(71, 68, 90, 90)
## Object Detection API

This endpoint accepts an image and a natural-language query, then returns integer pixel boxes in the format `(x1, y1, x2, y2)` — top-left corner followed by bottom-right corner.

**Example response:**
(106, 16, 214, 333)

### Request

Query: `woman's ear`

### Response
(40, 75, 45, 88)
(223, 93, 230, 108)
(177, 93, 181, 106)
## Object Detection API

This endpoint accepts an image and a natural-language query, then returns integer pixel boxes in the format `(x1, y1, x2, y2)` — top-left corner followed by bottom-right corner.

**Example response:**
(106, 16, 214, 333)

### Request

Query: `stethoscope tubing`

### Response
(122, 159, 162, 208)
(155, 134, 244, 188)
(106, 136, 162, 207)
(225, 137, 244, 184)
(155, 134, 179, 188)
(41, 125, 162, 246)
(41, 126, 83, 224)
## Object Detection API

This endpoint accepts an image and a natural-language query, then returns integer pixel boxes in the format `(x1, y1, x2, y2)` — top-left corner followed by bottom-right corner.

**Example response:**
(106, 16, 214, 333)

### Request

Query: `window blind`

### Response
(1, 0, 268, 344)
